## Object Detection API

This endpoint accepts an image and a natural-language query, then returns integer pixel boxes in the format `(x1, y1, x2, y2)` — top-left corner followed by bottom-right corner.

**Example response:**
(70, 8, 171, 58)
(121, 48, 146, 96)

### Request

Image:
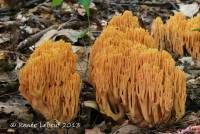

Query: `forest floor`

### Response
(0, 0, 200, 134)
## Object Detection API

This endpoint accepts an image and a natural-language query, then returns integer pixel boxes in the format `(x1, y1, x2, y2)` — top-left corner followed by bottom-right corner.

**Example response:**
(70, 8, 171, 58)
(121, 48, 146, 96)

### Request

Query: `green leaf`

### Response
(191, 28, 200, 32)
(74, 30, 89, 40)
(52, 0, 63, 7)
(79, 0, 91, 16)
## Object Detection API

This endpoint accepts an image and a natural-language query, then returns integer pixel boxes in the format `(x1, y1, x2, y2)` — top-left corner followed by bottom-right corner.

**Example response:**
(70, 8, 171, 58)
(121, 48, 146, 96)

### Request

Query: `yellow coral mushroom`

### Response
(151, 12, 200, 60)
(90, 26, 156, 67)
(19, 40, 81, 122)
(89, 10, 186, 127)
(89, 42, 186, 126)
(89, 27, 156, 87)
(108, 11, 140, 31)
(151, 17, 166, 50)
(165, 12, 187, 56)
(125, 28, 156, 48)
(185, 13, 200, 59)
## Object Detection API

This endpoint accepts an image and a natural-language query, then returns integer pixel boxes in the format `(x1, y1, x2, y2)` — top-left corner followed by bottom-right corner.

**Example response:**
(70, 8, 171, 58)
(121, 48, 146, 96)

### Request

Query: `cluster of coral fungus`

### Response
(19, 40, 81, 122)
(18, 10, 188, 127)
(89, 11, 186, 127)
(151, 12, 200, 60)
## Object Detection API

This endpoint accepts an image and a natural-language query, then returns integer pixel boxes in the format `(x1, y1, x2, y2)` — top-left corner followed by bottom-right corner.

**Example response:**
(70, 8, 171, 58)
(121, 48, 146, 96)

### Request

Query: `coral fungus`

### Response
(89, 11, 186, 127)
(19, 40, 81, 122)
(108, 11, 140, 31)
(151, 17, 166, 50)
(90, 43, 186, 126)
(89, 27, 156, 63)
(151, 12, 200, 59)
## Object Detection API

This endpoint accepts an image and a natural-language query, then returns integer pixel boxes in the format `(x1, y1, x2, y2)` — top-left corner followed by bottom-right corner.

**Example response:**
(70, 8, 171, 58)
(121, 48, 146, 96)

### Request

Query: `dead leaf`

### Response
(112, 124, 141, 134)
(74, 46, 90, 81)
(15, 57, 25, 71)
(0, 101, 33, 121)
(0, 34, 10, 44)
(85, 127, 104, 134)
(178, 2, 199, 17)
(179, 57, 194, 66)
(35, 29, 58, 47)
(0, 0, 9, 8)
(83, 101, 98, 110)
(61, 2, 73, 12)
(55, 29, 87, 43)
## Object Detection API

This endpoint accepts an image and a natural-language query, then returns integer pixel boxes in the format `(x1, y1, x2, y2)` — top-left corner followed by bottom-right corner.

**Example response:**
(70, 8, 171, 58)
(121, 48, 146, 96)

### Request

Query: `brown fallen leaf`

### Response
(85, 127, 104, 134)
